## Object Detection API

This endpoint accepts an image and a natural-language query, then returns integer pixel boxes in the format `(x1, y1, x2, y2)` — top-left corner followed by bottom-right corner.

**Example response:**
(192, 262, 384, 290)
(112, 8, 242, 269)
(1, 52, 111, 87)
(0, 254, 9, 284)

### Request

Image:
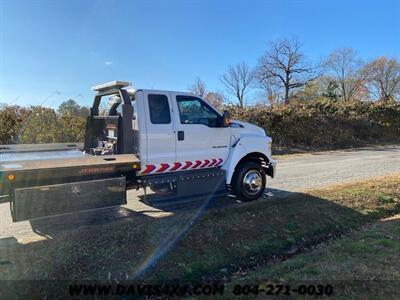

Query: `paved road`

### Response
(269, 145, 400, 192)
(1, 145, 400, 242)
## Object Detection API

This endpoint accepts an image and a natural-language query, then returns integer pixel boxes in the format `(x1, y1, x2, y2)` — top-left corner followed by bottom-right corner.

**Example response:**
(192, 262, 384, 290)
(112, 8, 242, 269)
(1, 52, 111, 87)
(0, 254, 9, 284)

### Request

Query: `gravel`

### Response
(270, 145, 400, 192)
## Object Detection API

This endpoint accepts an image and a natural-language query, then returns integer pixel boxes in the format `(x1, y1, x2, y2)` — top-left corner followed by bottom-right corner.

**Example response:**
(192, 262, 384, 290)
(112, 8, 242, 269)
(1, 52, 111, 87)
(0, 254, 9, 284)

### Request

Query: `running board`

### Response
(10, 177, 126, 222)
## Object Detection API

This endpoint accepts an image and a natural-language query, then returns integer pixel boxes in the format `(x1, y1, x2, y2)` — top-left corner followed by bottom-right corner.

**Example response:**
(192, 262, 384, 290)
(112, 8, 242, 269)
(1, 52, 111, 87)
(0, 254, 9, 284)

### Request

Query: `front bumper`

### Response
(265, 159, 276, 178)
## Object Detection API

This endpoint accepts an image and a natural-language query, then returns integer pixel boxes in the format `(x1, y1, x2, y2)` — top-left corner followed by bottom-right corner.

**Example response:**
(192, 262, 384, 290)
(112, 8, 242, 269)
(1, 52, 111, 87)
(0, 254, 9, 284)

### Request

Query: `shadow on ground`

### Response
(0, 185, 397, 298)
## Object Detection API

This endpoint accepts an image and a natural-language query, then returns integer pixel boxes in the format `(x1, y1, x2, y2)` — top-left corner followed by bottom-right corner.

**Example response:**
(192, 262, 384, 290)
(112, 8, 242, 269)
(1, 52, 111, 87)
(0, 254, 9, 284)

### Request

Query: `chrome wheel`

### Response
(243, 170, 263, 195)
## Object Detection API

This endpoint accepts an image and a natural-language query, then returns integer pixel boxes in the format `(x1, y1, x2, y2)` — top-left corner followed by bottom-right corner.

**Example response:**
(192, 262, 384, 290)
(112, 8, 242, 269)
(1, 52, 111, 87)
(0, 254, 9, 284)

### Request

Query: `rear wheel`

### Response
(231, 161, 266, 201)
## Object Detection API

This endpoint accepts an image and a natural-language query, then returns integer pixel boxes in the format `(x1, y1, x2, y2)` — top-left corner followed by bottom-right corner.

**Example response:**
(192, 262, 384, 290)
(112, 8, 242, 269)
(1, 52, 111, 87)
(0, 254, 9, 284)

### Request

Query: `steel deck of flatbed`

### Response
(0, 143, 141, 198)
(0, 153, 140, 172)
(0, 142, 84, 153)
(0, 143, 140, 172)
(0, 142, 86, 163)
(0, 149, 87, 163)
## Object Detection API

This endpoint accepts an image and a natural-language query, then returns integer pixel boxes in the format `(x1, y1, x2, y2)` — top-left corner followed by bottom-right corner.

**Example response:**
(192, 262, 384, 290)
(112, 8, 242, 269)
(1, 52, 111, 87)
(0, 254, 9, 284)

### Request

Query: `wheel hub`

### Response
(243, 170, 262, 195)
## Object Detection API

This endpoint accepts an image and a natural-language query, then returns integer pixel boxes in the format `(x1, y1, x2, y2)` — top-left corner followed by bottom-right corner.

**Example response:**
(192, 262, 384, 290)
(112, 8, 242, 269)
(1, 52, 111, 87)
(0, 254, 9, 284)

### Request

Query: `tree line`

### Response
(1, 37, 399, 147)
(1, 95, 399, 148)
(189, 38, 400, 109)
(0, 100, 88, 144)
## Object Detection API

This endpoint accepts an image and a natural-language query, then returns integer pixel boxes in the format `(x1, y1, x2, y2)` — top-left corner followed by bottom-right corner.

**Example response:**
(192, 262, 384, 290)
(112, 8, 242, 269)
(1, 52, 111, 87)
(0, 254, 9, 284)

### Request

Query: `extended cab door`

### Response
(171, 93, 230, 169)
(141, 91, 176, 174)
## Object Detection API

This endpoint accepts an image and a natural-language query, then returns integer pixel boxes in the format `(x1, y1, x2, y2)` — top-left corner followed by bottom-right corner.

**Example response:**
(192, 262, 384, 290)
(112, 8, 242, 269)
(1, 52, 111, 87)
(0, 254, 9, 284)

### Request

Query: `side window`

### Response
(148, 94, 171, 124)
(176, 96, 221, 127)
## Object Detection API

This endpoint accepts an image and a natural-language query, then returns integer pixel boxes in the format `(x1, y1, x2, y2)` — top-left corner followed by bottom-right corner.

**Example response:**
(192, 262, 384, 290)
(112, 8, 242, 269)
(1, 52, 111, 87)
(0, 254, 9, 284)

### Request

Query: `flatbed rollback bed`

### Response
(0, 82, 142, 222)
(0, 147, 140, 221)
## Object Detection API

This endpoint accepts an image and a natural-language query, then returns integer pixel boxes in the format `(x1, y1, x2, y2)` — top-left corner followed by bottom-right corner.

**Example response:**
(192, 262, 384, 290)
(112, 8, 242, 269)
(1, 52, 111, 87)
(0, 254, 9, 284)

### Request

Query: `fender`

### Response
(221, 135, 272, 184)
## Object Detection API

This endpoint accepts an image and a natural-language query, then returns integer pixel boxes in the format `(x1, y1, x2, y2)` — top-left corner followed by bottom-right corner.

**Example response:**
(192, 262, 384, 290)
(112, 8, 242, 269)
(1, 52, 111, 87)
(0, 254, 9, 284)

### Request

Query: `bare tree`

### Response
(255, 38, 317, 105)
(221, 62, 253, 108)
(204, 92, 224, 111)
(257, 76, 281, 107)
(323, 48, 370, 102)
(188, 77, 225, 110)
(363, 57, 400, 102)
(188, 77, 207, 98)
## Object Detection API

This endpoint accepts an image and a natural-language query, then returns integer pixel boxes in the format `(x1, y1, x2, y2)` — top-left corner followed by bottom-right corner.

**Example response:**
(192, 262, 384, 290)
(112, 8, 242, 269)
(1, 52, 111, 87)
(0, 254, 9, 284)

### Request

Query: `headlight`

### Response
(267, 141, 272, 153)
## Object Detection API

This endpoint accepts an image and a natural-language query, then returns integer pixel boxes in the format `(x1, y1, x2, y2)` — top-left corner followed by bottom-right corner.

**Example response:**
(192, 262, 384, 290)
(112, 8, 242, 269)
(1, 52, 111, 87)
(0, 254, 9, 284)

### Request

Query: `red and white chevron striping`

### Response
(141, 158, 224, 175)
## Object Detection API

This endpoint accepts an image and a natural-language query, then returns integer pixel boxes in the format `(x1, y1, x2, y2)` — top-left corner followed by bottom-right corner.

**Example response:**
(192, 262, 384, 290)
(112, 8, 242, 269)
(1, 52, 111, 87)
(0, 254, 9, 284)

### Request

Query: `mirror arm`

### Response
(222, 110, 231, 127)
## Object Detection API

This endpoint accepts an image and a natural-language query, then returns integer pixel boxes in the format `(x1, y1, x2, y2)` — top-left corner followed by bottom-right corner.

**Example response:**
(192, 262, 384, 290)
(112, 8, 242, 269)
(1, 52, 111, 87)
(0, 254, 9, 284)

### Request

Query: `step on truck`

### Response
(0, 81, 276, 222)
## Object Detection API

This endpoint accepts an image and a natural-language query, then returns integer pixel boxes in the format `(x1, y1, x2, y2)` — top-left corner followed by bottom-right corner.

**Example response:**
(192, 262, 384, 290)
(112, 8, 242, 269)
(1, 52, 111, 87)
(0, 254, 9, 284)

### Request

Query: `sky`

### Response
(0, 0, 399, 108)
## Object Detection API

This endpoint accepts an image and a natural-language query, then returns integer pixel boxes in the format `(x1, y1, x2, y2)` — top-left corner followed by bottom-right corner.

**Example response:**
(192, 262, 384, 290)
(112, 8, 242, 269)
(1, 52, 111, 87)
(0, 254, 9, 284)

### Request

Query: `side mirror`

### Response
(222, 110, 230, 127)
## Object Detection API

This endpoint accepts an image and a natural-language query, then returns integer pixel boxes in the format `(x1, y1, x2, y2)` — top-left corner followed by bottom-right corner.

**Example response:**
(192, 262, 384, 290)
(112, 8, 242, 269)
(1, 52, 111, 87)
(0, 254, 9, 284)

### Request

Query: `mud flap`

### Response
(10, 177, 126, 222)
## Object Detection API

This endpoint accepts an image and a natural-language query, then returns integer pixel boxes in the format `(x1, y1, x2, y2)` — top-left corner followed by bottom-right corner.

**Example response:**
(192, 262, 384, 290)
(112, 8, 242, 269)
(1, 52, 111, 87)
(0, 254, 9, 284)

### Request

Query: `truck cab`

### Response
(130, 85, 275, 201)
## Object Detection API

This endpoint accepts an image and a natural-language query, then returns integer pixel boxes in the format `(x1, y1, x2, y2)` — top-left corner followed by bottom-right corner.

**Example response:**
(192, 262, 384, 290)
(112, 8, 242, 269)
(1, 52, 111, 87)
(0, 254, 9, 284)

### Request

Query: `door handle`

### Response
(177, 131, 184, 141)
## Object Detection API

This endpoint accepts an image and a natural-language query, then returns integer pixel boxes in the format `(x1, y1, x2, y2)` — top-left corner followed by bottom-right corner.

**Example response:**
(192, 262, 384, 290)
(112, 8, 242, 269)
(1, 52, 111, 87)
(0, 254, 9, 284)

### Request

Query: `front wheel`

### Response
(231, 161, 266, 202)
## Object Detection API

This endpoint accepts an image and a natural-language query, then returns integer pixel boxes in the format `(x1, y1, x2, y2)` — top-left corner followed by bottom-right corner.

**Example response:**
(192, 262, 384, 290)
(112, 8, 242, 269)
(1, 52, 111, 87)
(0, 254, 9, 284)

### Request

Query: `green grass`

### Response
(0, 174, 399, 298)
(147, 174, 400, 283)
(225, 214, 400, 299)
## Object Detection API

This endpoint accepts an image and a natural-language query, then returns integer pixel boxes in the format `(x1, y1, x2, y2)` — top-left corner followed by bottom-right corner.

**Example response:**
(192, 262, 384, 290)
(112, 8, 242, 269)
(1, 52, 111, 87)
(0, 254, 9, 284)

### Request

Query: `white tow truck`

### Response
(0, 81, 276, 222)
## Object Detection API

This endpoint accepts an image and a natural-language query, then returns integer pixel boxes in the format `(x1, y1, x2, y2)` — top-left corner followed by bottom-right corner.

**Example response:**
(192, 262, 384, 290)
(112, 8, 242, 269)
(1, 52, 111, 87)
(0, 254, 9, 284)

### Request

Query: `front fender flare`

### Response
(221, 135, 271, 184)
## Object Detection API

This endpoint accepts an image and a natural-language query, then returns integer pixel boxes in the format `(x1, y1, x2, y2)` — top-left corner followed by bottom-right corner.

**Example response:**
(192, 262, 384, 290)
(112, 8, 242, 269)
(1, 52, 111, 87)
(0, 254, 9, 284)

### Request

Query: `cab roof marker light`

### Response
(91, 81, 132, 92)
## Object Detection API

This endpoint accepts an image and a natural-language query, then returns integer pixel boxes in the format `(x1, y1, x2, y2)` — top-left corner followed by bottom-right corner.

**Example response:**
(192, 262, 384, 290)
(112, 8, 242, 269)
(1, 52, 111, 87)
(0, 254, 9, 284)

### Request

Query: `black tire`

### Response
(231, 161, 266, 202)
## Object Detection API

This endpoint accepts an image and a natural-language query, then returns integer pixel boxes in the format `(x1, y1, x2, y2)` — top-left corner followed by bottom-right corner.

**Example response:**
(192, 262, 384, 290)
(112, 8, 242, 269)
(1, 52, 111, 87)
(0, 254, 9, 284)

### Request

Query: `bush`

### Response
(0, 105, 87, 144)
(0, 106, 30, 144)
(57, 115, 87, 143)
(227, 99, 400, 149)
(17, 106, 60, 144)
(1, 99, 399, 149)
